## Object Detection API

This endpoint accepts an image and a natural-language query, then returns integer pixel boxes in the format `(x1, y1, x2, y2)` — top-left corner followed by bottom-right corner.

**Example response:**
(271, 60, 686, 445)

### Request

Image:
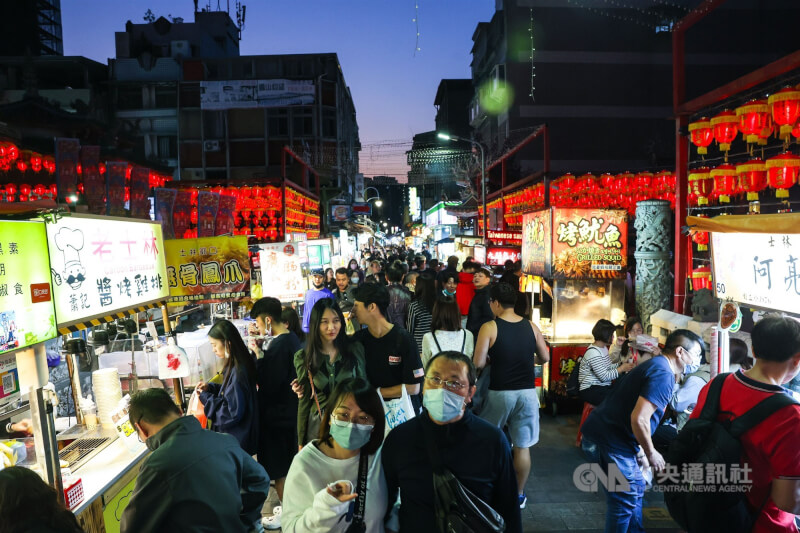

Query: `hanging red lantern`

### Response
(688, 167, 713, 205)
(688, 118, 714, 155)
(691, 215, 710, 252)
(711, 110, 738, 152)
(16, 159, 27, 172)
(599, 173, 615, 190)
(635, 172, 653, 195)
(710, 164, 737, 203)
(736, 159, 767, 201)
(653, 170, 674, 193)
(768, 87, 800, 140)
(765, 152, 800, 198)
(692, 266, 712, 290)
(736, 99, 771, 144)
(30, 153, 42, 172)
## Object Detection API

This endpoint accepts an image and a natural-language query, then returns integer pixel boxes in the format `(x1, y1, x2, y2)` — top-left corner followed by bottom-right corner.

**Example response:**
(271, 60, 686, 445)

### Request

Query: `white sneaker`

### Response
(262, 514, 281, 530)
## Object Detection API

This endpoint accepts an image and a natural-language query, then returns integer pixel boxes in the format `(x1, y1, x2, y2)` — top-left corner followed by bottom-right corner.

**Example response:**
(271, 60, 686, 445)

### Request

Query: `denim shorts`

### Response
(480, 388, 540, 448)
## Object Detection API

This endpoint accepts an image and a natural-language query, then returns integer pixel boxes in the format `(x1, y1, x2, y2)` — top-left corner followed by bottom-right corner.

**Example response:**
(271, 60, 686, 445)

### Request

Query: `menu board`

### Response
(259, 243, 305, 302)
(522, 209, 552, 276)
(46, 216, 170, 327)
(711, 231, 800, 314)
(165, 235, 250, 305)
(0, 221, 57, 355)
(551, 208, 628, 279)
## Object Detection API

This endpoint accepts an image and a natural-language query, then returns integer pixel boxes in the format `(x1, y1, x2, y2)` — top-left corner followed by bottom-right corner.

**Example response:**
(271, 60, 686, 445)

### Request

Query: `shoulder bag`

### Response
(420, 417, 505, 532)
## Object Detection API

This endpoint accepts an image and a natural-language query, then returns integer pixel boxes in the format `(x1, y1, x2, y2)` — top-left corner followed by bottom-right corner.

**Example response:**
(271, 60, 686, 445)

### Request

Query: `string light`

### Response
(413, 2, 421, 55)
(529, 8, 536, 102)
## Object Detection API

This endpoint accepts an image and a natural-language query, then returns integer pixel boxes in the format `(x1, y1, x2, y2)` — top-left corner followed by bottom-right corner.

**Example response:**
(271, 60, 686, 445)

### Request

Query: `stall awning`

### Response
(446, 196, 479, 218)
(57, 301, 166, 335)
(436, 237, 455, 244)
(687, 213, 800, 234)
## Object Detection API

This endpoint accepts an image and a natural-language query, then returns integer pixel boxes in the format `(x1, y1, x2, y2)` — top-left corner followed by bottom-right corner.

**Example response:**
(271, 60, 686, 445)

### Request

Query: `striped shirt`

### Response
(579, 345, 621, 390)
(406, 300, 432, 355)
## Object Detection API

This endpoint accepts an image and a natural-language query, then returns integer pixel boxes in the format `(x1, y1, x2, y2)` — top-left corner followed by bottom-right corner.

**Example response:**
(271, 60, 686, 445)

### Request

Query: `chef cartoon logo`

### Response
(50, 227, 86, 290)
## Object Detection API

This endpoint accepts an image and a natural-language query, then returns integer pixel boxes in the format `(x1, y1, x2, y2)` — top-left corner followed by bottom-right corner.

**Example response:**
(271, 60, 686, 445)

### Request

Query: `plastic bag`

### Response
(378, 385, 416, 437)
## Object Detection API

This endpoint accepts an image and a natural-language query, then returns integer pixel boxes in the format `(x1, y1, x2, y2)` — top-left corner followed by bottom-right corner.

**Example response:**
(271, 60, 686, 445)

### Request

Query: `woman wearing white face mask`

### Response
(281, 378, 388, 533)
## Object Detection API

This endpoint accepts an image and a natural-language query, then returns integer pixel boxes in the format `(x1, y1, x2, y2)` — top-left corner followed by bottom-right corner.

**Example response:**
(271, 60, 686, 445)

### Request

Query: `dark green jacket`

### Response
(294, 341, 367, 444)
(120, 416, 269, 533)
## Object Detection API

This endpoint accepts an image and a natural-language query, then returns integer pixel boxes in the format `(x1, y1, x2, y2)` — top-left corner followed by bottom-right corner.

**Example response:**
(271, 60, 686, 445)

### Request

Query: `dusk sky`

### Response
(61, 0, 495, 180)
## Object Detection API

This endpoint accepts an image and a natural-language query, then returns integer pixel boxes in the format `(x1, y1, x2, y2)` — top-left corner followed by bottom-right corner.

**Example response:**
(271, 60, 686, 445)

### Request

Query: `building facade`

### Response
(0, 0, 63, 56)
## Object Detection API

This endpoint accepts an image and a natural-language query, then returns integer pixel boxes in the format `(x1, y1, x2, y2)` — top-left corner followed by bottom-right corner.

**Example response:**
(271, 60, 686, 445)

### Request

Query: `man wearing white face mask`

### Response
(382, 351, 522, 533)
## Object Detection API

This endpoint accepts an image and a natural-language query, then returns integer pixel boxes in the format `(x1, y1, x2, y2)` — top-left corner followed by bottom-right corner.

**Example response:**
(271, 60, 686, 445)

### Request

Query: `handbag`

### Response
(305, 365, 324, 442)
(344, 452, 369, 532)
(377, 384, 415, 437)
(420, 417, 505, 533)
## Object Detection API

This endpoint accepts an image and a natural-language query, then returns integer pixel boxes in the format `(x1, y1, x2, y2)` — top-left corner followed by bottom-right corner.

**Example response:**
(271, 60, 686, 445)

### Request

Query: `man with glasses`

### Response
(121, 388, 270, 533)
(382, 351, 522, 533)
(580, 329, 704, 532)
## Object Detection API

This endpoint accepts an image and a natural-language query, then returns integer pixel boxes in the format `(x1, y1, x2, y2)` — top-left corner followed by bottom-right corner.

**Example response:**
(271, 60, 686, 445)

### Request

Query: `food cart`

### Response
(522, 207, 629, 414)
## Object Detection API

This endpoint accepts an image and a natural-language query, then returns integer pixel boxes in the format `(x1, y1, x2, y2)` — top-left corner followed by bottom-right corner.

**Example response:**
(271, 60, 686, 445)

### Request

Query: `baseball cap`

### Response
(311, 268, 325, 277)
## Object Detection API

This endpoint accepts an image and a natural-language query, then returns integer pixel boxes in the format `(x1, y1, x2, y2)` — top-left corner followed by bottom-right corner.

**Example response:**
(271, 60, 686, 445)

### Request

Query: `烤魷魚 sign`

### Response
(0, 221, 57, 356)
(46, 215, 169, 328)
(165, 235, 250, 304)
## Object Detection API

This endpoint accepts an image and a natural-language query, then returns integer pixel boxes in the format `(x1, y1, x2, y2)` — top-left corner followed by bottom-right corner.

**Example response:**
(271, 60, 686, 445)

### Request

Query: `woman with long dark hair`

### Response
(282, 378, 387, 533)
(294, 298, 367, 445)
(609, 316, 661, 365)
(406, 272, 436, 354)
(283, 305, 306, 345)
(197, 319, 259, 454)
(0, 466, 84, 533)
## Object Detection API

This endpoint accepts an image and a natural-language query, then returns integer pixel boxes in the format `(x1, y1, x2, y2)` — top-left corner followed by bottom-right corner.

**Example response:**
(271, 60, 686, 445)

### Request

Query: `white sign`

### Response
(711, 231, 800, 314)
(259, 243, 305, 302)
(200, 79, 315, 110)
(409, 187, 421, 222)
(354, 173, 365, 201)
(47, 216, 169, 327)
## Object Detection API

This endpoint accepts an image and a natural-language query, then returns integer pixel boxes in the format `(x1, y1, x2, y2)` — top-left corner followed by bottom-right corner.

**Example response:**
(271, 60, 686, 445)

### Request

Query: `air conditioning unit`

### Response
(203, 140, 220, 152)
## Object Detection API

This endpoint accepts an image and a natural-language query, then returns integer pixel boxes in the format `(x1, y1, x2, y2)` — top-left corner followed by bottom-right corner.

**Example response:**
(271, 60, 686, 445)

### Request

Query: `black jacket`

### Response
(466, 285, 494, 339)
(120, 416, 270, 533)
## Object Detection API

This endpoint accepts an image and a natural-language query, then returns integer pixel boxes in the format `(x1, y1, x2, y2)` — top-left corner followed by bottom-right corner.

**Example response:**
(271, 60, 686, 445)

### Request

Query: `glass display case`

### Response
(549, 279, 627, 343)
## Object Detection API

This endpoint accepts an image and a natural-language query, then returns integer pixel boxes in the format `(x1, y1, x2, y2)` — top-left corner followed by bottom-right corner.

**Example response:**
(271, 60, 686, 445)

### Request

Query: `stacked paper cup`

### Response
(92, 368, 123, 426)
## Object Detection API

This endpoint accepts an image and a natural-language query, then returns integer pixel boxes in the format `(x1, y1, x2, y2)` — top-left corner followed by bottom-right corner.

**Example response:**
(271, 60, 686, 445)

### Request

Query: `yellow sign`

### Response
(165, 235, 250, 305)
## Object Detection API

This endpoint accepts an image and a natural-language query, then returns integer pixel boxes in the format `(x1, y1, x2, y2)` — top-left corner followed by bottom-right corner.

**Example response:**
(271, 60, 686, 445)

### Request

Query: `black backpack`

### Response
(664, 373, 798, 532)
(565, 359, 581, 397)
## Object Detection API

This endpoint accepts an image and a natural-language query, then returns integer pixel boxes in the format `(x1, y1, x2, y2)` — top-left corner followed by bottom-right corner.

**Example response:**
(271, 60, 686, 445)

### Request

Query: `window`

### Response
(117, 86, 143, 110)
(203, 111, 225, 139)
(322, 109, 337, 138)
(292, 108, 313, 137)
(267, 109, 288, 137)
(154, 86, 177, 108)
(157, 136, 177, 158)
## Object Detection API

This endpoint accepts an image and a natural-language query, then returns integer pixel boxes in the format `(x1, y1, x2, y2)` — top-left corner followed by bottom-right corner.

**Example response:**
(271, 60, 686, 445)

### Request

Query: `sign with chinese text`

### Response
(80, 146, 104, 215)
(331, 204, 351, 222)
(55, 138, 80, 202)
(486, 247, 522, 266)
(155, 188, 178, 239)
(215, 194, 236, 236)
(552, 208, 627, 279)
(200, 79, 315, 110)
(522, 210, 552, 276)
(487, 230, 522, 243)
(46, 216, 169, 327)
(197, 191, 219, 237)
(165, 235, 249, 305)
(351, 202, 371, 216)
(106, 161, 127, 217)
(711, 231, 800, 314)
(129, 167, 151, 219)
(0, 221, 57, 356)
(473, 245, 487, 265)
(259, 243, 305, 302)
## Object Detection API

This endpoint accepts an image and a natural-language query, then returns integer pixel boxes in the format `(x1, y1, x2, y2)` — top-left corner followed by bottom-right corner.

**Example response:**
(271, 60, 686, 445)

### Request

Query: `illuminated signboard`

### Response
(165, 235, 250, 305)
(473, 245, 487, 265)
(46, 216, 170, 327)
(521, 209, 552, 276)
(259, 243, 305, 301)
(551, 208, 628, 279)
(486, 247, 522, 266)
(0, 221, 57, 356)
(409, 187, 421, 222)
(711, 231, 800, 314)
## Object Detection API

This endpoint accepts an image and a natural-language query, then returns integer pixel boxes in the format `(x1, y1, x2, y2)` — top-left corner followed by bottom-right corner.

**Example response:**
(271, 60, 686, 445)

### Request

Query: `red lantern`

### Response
(736, 159, 767, 201)
(688, 167, 713, 205)
(33, 184, 46, 197)
(692, 266, 712, 290)
(19, 184, 31, 197)
(688, 118, 713, 154)
(653, 170, 674, 193)
(736, 100, 771, 144)
(599, 173, 615, 190)
(768, 87, 800, 139)
(30, 153, 42, 172)
(635, 171, 653, 193)
(765, 152, 800, 199)
(711, 110, 738, 152)
(711, 164, 737, 203)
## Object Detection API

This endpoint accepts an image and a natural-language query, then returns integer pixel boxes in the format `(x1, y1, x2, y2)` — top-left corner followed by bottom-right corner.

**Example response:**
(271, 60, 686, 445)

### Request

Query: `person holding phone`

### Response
(281, 378, 387, 532)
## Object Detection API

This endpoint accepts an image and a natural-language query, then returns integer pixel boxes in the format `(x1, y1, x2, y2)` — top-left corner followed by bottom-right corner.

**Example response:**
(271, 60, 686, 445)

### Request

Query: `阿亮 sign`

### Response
(165, 235, 250, 304)
(711, 231, 800, 314)
(46, 216, 170, 327)
(0, 221, 57, 355)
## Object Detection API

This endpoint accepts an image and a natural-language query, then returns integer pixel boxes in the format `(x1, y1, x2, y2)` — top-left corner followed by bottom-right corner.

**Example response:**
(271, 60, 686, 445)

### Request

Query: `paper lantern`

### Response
(765, 152, 800, 198)
(653, 170, 674, 193)
(635, 171, 653, 192)
(768, 87, 800, 139)
(688, 167, 713, 205)
(736, 159, 767, 201)
(736, 100, 771, 144)
(692, 266, 712, 290)
(711, 164, 737, 203)
(599, 173, 615, 189)
(711, 110, 738, 152)
(688, 118, 713, 154)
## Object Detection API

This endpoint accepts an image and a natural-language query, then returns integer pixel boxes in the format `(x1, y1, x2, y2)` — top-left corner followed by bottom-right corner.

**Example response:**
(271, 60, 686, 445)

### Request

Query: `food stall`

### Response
(485, 230, 522, 267)
(522, 207, 629, 414)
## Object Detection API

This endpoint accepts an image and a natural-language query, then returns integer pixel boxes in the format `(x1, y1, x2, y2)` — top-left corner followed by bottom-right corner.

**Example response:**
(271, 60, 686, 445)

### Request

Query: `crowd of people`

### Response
(3, 243, 799, 533)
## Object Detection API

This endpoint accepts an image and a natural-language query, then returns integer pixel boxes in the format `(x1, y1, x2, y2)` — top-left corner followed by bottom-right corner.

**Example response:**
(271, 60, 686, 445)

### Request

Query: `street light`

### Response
(364, 186, 383, 207)
(437, 132, 486, 239)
